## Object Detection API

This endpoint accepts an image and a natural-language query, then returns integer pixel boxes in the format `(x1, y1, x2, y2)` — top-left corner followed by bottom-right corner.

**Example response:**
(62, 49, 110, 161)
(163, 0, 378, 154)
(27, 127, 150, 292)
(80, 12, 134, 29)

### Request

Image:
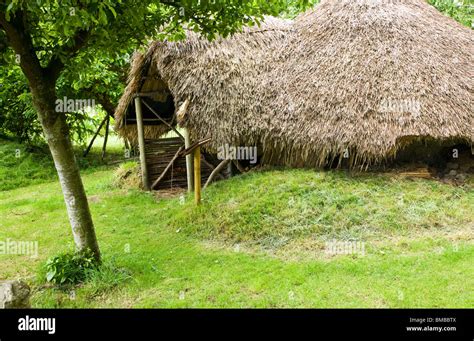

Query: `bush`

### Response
(45, 250, 99, 286)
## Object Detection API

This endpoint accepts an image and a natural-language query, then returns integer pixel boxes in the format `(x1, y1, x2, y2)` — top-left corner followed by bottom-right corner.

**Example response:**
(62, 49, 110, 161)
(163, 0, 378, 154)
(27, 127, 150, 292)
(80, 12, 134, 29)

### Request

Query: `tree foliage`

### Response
(0, 65, 42, 142)
(0, 0, 316, 145)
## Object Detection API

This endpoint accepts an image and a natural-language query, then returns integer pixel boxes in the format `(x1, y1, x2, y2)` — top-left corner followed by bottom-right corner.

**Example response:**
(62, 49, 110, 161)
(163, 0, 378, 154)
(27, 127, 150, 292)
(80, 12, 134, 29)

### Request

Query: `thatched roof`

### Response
(115, 16, 292, 143)
(116, 0, 473, 168)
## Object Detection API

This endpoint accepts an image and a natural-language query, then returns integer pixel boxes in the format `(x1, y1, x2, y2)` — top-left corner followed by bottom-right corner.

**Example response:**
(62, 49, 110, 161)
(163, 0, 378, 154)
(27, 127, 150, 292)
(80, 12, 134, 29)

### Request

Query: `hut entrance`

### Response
(128, 95, 228, 192)
(144, 137, 217, 191)
(117, 58, 230, 192)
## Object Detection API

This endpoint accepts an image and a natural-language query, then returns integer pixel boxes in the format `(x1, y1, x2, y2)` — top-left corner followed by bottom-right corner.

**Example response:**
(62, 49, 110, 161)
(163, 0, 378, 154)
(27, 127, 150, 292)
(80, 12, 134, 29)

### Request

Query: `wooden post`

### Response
(194, 146, 201, 205)
(83, 115, 108, 157)
(204, 159, 229, 189)
(101, 114, 110, 160)
(183, 128, 193, 193)
(227, 160, 233, 177)
(134, 97, 150, 190)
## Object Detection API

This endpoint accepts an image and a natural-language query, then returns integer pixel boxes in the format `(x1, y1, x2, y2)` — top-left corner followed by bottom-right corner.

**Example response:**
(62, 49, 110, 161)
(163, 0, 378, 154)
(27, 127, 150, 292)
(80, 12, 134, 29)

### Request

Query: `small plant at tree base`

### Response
(45, 249, 99, 286)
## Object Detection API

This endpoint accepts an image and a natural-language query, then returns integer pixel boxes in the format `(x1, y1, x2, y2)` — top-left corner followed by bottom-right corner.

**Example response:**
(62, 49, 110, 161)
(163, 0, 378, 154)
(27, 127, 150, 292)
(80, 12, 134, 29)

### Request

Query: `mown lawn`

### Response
(0, 148, 473, 307)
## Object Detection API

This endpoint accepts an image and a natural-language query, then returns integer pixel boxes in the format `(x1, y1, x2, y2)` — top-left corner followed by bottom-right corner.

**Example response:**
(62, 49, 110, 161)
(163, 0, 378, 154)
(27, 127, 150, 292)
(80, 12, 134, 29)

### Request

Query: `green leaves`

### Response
(4, 0, 20, 21)
(428, 0, 473, 28)
(45, 249, 99, 286)
(1, 0, 319, 94)
(0, 65, 44, 144)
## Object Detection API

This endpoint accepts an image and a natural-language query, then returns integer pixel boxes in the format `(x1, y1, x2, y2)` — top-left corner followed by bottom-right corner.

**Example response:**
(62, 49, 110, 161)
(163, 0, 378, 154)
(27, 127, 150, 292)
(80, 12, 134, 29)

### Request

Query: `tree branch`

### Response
(46, 29, 91, 81)
(94, 91, 117, 117)
(0, 10, 44, 83)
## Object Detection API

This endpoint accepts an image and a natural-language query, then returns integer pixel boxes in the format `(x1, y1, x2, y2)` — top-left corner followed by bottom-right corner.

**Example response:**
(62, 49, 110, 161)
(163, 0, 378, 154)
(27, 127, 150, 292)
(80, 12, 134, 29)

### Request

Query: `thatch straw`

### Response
(115, 16, 292, 144)
(116, 0, 473, 169)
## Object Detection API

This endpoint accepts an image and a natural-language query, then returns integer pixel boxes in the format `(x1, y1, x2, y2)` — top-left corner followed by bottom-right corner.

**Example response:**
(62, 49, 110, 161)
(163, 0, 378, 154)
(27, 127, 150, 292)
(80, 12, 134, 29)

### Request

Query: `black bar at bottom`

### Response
(0, 309, 472, 340)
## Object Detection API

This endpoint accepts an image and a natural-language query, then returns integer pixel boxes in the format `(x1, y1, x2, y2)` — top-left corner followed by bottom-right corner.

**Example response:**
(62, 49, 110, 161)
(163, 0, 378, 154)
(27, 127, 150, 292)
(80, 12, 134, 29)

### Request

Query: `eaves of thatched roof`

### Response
(115, 0, 473, 169)
(115, 16, 292, 143)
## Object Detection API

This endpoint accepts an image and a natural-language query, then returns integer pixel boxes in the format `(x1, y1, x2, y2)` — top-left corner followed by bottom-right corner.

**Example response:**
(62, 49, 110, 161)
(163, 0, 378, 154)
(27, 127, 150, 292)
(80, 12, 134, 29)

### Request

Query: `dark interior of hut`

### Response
(393, 140, 474, 179)
(125, 94, 175, 126)
(324, 138, 473, 182)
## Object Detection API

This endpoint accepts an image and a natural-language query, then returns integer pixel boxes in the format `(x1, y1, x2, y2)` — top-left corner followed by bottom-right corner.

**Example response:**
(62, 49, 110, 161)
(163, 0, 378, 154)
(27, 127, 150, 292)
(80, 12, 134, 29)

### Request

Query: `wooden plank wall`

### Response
(145, 138, 214, 190)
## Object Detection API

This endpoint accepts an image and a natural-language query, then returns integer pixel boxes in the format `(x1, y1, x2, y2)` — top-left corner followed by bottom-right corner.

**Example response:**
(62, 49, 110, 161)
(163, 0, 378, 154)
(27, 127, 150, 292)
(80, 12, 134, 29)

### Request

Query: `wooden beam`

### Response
(135, 97, 150, 190)
(101, 114, 110, 160)
(180, 137, 212, 156)
(140, 98, 185, 140)
(232, 160, 246, 173)
(183, 128, 194, 193)
(204, 159, 229, 189)
(134, 91, 169, 97)
(194, 147, 201, 205)
(125, 118, 164, 122)
(83, 115, 107, 157)
(176, 99, 190, 123)
(151, 146, 184, 190)
(201, 158, 224, 180)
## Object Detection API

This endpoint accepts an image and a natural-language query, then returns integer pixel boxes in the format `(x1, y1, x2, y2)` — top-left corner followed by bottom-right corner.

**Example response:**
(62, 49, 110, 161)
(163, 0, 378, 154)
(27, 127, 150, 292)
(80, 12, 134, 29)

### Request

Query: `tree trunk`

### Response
(32, 81, 101, 262)
(0, 10, 100, 262)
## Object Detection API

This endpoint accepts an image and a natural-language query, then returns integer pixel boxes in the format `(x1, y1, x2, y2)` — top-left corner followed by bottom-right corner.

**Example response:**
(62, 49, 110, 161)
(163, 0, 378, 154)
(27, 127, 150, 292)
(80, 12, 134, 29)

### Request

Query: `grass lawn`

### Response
(0, 135, 124, 191)
(0, 139, 473, 308)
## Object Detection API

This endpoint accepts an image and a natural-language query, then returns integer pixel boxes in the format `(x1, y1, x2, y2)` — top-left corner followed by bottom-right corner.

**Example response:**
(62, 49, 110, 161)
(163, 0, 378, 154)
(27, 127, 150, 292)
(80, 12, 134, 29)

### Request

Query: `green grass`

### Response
(0, 139, 56, 191)
(0, 151, 472, 307)
(0, 136, 125, 191)
(173, 169, 473, 244)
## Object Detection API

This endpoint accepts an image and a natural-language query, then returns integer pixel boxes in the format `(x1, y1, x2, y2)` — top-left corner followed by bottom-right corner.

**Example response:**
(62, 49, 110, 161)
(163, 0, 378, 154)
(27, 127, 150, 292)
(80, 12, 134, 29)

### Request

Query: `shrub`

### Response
(45, 250, 99, 286)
